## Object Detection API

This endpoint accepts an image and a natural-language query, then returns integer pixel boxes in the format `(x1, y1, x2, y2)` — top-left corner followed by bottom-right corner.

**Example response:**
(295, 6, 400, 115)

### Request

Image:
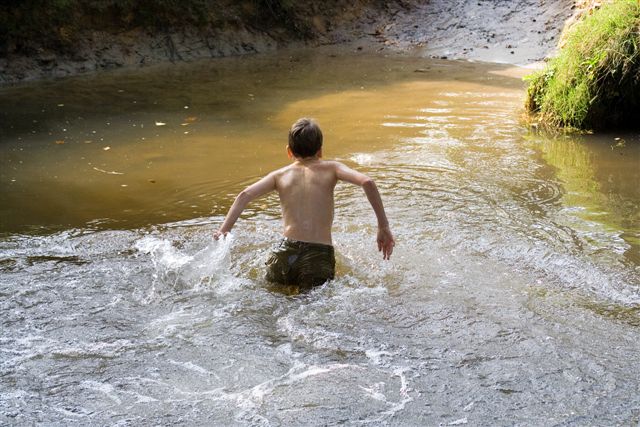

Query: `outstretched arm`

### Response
(213, 173, 277, 239)
(335, 162, 395, 260)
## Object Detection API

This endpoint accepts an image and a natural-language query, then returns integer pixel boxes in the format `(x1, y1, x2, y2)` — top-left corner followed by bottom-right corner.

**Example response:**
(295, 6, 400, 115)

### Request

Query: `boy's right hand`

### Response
(213, 230, 228, 240)
(377, 226, 395, 260)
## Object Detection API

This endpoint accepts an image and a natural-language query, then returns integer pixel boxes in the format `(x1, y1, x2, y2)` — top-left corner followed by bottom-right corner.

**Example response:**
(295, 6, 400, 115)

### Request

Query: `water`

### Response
(1, 49, 639, 425)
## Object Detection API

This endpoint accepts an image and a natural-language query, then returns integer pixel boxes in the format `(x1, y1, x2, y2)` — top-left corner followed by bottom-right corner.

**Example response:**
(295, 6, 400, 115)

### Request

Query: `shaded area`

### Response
(0, 0, 376, 55)
(0, 0, 400, 83)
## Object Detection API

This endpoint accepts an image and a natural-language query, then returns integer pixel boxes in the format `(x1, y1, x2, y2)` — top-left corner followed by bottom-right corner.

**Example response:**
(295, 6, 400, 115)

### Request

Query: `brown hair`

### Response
(288, 118, 323, 158)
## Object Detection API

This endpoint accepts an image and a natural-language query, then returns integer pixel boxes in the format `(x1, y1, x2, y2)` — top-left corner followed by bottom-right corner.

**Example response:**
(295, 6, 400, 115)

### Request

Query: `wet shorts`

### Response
(265, 238, 335, 288)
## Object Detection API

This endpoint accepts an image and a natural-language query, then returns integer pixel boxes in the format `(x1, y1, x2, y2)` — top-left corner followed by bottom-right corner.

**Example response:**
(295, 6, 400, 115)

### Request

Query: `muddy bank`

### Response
(0, 0, 394, 85)
(1, 0, 416, 85)
(0, 27, 282, 84)
(0, 0, 579, 84)
(360, 0, 576, 65)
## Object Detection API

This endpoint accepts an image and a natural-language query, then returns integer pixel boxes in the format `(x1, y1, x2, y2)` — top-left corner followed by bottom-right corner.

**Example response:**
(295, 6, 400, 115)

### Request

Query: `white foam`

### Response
(52, 339, 133, 359)
(350, 153, 376, 166)
(358, 383, 387, 401)
(80, 380, 122, 405)
(286, 364, 355, 383)
(167, 359, 219, 379)
(355, 366, 415, 424)
(52, 406, 92, 418)
(365, 349, 394, 366)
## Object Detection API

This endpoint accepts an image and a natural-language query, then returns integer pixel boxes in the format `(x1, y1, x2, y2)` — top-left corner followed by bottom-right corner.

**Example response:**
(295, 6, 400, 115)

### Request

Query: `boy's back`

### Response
(275, 159, 336, 246)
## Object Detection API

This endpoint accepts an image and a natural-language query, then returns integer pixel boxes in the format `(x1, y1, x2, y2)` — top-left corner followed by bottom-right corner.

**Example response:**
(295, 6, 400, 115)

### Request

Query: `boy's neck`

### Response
(293, 155, 320, 164)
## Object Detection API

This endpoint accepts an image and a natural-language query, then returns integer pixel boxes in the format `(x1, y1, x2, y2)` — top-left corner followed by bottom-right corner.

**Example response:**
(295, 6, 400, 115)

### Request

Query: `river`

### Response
(1, 48, 639, 425)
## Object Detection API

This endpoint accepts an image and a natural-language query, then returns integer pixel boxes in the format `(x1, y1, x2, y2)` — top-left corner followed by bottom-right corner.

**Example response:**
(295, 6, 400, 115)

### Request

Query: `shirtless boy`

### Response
(214, 118, 395, 288)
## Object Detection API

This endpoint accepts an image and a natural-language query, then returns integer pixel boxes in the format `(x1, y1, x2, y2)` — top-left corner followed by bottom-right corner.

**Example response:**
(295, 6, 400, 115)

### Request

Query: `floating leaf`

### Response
(54, 140, 65, 145)
(93, 167, 123, 175)
(184, 116, 198, 123)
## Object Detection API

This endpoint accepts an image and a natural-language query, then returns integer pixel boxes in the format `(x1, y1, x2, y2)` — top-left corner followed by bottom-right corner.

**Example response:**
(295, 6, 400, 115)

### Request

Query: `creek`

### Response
(1, 48, 639, 425)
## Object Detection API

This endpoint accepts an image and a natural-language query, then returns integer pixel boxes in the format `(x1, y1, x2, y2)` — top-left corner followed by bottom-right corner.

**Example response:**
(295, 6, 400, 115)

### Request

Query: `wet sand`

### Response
(348, 0, 575, 65)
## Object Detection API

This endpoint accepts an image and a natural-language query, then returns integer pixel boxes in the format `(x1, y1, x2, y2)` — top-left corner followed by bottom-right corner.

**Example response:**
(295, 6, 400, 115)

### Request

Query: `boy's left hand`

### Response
(377, 226, 395, 260)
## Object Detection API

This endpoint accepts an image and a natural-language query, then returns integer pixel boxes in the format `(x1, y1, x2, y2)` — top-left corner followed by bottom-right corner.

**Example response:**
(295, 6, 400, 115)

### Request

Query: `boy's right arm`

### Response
(334, 162, 395, 260)
(213, 172, 277, 240)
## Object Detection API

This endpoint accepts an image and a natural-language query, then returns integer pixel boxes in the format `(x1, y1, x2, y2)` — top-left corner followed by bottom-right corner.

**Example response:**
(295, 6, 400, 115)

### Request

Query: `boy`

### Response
(214, 118, 395, 288)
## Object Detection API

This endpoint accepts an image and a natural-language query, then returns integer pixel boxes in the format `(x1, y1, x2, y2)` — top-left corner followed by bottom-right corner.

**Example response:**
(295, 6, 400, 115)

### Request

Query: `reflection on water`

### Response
(531, 133, 640, 265)
(0, 52, 523, 234)
(1, 49, 639, 425)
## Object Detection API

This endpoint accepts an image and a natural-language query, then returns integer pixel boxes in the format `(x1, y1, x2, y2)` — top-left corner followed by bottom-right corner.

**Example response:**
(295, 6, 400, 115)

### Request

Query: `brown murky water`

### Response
(1, 49, 639, 425)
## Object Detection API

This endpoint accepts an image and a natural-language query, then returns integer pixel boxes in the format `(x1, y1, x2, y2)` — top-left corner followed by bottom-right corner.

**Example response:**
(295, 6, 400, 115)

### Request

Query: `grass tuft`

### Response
(524, 0, 640, 131)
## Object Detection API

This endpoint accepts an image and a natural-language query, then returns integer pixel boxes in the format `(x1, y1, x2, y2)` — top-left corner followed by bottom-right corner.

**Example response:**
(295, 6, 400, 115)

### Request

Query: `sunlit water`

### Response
(1, 49, 639, 425)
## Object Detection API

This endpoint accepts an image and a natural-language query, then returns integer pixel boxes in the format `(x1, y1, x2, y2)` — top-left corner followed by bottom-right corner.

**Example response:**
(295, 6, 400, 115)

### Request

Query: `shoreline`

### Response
(0, 0, 578, 86)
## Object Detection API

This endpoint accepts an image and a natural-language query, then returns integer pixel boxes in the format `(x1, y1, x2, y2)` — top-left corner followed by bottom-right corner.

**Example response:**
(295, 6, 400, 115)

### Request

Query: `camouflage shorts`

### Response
(265, 238, 335, 288)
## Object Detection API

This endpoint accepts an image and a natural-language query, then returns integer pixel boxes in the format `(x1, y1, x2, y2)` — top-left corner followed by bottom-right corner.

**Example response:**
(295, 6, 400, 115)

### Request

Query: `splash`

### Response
(134, 234, 234, 295)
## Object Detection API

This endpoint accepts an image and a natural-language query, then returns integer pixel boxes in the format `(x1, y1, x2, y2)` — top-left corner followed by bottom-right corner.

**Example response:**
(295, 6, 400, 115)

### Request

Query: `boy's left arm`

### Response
(334, 161, 395, 260)
(213, 173, 277, 239)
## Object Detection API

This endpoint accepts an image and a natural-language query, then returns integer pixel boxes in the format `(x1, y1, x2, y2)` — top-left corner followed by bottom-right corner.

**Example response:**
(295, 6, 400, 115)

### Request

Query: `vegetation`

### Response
(524, 0, 640, 131)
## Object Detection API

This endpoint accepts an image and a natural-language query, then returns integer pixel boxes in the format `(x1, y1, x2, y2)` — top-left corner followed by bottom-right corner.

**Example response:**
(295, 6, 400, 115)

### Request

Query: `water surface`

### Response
(1, 49, 639, 425)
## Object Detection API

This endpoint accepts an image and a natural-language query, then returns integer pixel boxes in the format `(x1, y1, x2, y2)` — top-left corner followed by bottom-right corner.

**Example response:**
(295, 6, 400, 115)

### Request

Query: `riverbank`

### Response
(0, 0, 396, 85)
(1, 0, 580, 85)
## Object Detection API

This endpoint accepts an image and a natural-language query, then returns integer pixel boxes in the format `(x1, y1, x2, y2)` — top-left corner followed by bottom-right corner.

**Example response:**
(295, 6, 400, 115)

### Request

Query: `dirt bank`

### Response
(0, 26, 286, 85)
(0, 0, 580, 85)
(0, 0, 403, 85)
(358, 0, 577, 65)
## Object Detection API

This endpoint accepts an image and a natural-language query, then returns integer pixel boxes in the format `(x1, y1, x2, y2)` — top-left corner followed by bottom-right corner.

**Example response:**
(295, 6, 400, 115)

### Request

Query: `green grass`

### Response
(524, 0, 640, 131)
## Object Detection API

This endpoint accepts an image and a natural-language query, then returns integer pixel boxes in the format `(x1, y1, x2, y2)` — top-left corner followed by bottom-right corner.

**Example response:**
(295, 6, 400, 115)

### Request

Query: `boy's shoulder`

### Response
(316, 159, 346, 170)
(311, 160, 347, 174)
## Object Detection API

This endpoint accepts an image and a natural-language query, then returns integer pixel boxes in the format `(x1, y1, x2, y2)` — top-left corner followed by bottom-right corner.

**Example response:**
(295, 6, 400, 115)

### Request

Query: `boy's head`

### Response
(288, 118, 323, 158)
